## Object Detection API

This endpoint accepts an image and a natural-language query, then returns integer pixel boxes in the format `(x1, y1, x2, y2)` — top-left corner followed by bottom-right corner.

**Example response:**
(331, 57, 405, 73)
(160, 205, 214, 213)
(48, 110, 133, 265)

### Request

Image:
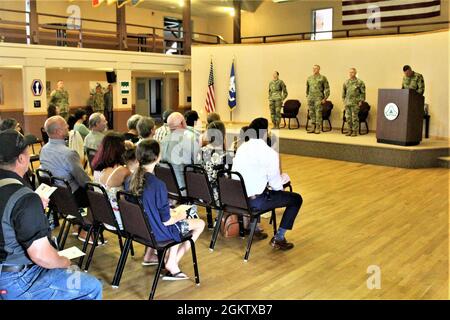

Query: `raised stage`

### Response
(225, 125, 450, 169)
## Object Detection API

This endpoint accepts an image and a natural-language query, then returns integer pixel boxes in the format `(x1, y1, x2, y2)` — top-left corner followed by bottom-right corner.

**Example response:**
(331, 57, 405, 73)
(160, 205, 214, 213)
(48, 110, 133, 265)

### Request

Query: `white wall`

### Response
(192, 30, 449, 138)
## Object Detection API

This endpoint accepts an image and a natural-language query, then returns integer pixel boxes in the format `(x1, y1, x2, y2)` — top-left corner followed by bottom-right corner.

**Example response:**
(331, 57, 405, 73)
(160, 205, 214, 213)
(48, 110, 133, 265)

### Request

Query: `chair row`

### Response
(281, 99, 370, 134)
(35, 168, 197, 300)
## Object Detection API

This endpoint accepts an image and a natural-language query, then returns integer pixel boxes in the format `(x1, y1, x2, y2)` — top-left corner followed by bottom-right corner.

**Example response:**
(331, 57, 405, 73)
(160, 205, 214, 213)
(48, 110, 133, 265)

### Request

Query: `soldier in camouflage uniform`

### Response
(49, 80, 69, 120)
(342, 68, 366, 137)
(402, 65, 425, 96)
(268, 71, 288, 129)
(92, 84, 105, 114)
(306, 65, 330, 134)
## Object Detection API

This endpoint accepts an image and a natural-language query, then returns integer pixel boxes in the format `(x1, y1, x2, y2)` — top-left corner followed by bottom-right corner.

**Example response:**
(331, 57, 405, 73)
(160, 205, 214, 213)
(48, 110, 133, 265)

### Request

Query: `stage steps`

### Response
(437, 157, 450, 169)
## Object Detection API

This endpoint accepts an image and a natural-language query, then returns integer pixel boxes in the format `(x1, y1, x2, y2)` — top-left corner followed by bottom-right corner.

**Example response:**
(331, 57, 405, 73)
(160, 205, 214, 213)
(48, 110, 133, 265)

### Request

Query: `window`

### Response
(312, 8, 333, 40)
(164, 17, 182, 55)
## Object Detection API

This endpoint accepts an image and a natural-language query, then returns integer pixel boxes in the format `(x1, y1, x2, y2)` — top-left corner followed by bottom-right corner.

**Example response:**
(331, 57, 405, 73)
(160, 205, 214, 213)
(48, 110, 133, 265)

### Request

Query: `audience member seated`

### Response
(184, 110, 201, 142)
(40, 116, 92, 241)
(73, 109, 90, 140)
(67, 115, 76, 131)
(136, 116, 156, 144)
(84, 112, 108, 152)
(160, 112, 199, 195)
(129, 139, 205, 279)
(231, 125, 249, 154)
(47, 104, 60, 118)
(0, 118, 22, 133)
(154, 109, 173, 142)
(232, 118, 303, 250)
(124, 114, 142, 144)
(206, 112, 221, 125)
(0, 129, 102, 300)
(91, 132, 131, 230)
(197, 120, 227, 207)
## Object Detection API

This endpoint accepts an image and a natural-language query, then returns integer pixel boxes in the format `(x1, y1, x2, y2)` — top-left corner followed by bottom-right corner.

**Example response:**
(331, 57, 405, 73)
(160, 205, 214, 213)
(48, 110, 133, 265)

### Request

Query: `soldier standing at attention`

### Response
(268, 71, 288, 129)
(92, 84, 105, 114)
(49, 80, 69, 120)
(306, 65, 330, 134)
(402, 65, 425, 96)
(342, 68, 366, 137)
(104, 84, 113, 129)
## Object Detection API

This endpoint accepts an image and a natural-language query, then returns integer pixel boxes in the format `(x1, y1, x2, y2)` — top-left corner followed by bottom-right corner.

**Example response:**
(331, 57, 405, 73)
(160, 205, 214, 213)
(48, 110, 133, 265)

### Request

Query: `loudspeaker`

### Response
(106, 71, 117, 83)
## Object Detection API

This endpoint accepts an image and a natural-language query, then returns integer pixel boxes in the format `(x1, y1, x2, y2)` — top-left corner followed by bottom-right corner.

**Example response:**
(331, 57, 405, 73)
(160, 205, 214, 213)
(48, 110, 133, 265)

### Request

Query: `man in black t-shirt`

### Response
(0, 129, 102, 300)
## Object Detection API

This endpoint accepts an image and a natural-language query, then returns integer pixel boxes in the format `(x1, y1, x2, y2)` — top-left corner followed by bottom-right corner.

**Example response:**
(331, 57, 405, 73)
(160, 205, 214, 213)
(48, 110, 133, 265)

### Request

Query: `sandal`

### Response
(141, 259, 159, 266)
(162, 271, 189, 281)
(78, 235, 108, 246)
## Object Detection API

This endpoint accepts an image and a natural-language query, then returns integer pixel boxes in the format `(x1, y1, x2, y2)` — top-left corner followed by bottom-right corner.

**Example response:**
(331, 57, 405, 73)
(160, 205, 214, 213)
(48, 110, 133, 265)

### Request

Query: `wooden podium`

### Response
(376, 89, 424, 146)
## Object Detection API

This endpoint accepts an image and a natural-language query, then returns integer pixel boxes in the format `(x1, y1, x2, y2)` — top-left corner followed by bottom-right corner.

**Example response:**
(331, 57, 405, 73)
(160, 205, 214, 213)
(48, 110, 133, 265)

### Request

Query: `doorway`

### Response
(135, 78, 164, 118)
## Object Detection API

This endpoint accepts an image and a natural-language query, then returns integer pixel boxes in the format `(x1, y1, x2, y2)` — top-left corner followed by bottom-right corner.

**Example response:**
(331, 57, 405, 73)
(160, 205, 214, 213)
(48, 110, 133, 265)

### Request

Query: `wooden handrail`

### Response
(241, 20, 450, 42)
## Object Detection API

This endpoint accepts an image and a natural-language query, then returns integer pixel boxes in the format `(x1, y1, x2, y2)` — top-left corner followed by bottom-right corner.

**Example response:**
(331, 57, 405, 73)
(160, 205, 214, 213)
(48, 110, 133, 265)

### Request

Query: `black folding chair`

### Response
(115, 190, 200, 300)
(341, 102, 371, 135)
(50, 176, 93, 255)
(82, 182, 129, 272)
(211, 170, 277, 262)
(184, 165, 219, 229)
(26, 134, 42, 171)
(40, 127, 49, 144)
(154, 161, 189, 204)
(36, 168, 59, 227)
(85, 147, 97, 173)
(305, 101, 334, 132)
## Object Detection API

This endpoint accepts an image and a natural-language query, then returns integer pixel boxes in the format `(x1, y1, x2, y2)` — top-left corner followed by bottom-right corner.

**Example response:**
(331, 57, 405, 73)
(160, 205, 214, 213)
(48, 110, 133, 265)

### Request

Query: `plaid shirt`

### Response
(154, 124, 171, 142)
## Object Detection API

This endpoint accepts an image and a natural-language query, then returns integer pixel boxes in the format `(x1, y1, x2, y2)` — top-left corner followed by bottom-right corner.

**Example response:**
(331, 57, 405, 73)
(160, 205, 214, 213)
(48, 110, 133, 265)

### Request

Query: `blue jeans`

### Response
(249, 190, 302, 230)
(0, 265, 102, 300)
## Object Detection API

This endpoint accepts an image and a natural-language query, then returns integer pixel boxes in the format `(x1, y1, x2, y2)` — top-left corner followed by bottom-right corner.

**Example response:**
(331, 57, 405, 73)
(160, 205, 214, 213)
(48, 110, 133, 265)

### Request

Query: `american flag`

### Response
(342, 0, 441, 25)
(205, 61, 216, 113)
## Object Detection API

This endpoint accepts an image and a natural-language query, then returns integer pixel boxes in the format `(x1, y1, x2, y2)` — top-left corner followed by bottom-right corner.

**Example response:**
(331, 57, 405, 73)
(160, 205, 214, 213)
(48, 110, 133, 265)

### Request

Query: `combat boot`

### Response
(307, 124, 315, 133)
(351, 131, 357, 137)
(314, 124, 321, 134)
(345, 130, 352, 136)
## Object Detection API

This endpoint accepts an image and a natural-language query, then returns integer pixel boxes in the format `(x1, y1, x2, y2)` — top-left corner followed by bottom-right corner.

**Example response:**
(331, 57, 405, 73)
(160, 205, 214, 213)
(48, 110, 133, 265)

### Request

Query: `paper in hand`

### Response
(58, 246, 86, 260)
(171, 204, 193, 217)
(281, 173, 291, 185)
(35, 183, 57, 199)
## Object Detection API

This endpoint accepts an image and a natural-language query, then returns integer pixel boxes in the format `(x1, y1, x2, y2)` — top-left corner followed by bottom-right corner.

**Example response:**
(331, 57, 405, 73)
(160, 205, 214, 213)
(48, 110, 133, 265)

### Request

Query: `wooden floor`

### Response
(57, 154, 449, 300)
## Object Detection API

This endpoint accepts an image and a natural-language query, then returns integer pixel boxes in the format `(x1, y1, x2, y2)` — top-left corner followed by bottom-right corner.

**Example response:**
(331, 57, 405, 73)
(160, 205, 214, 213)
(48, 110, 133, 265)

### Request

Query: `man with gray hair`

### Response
(160, 112, 199, 195)
(40, 116, 91, 208)
(136, 116, 155, 144)
(124, 114, 142, 144)
(84, 112, 108, 151)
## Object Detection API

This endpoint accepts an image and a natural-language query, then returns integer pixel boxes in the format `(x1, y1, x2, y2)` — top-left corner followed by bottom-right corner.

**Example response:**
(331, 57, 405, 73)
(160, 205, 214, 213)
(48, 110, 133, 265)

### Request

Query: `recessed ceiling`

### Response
(136, 0, 264, 17)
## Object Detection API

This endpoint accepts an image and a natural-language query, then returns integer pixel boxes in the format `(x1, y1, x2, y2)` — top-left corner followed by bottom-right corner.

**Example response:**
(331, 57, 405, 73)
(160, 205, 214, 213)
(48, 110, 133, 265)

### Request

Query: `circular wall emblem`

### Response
(384, 103, 399, 121)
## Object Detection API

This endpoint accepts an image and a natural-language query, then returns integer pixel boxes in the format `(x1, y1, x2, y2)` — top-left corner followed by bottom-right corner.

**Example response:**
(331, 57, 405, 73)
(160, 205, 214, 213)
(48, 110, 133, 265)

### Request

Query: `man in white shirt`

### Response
(232, 118, 302, 250)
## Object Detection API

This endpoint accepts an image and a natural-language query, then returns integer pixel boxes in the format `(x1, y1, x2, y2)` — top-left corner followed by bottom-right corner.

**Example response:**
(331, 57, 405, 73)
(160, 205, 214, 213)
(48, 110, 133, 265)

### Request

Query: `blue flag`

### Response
(228, 61, 236, 110)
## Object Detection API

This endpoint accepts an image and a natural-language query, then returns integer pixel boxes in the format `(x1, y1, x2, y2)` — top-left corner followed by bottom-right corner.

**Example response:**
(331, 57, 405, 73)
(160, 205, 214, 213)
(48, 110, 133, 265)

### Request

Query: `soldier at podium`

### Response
(402, 65, 425, 95)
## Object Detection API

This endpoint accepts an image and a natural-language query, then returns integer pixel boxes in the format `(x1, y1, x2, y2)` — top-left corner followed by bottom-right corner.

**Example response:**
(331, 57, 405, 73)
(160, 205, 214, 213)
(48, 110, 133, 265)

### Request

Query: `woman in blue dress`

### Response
(129, 139, 205, 280)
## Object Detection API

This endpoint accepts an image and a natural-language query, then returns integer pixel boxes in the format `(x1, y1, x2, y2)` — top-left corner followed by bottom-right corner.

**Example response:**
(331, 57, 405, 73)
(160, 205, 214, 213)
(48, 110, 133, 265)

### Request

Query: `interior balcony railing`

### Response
(0, 8, 226, 54)
(241, 21, 449, 44)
